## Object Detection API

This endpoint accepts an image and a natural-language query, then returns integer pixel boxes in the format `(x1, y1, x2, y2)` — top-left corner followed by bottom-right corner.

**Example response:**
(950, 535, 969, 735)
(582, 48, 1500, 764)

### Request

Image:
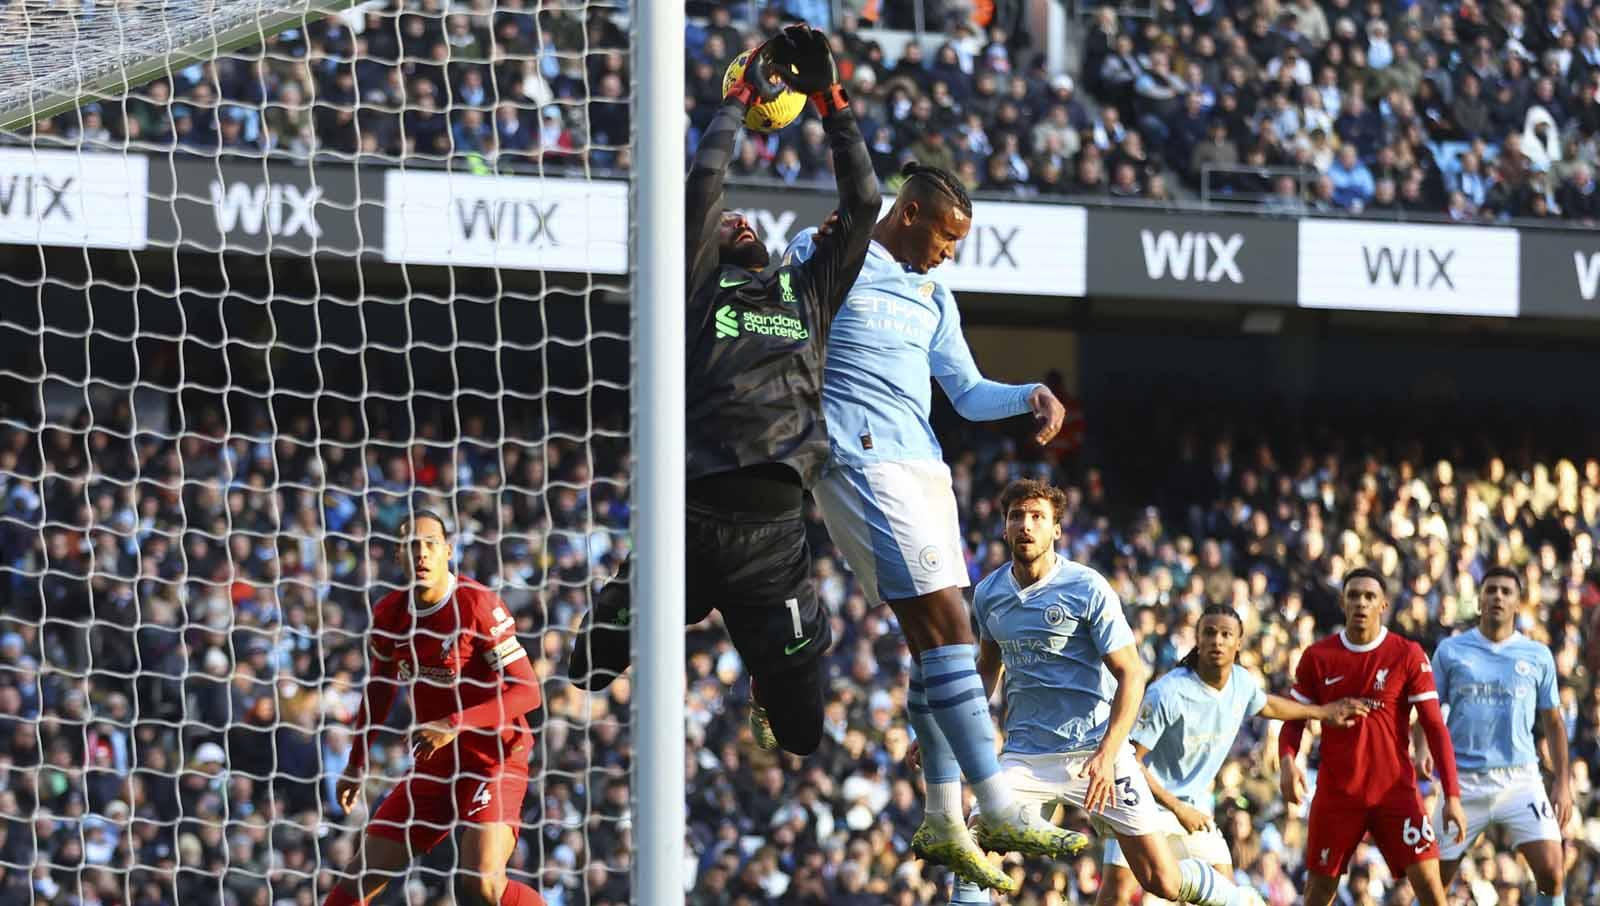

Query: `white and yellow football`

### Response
(722, 50, 807, 133)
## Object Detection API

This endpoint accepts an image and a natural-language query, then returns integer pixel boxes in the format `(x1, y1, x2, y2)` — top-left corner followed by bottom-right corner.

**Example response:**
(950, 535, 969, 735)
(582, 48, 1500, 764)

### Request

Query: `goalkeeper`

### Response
(570, 25, 879, 757)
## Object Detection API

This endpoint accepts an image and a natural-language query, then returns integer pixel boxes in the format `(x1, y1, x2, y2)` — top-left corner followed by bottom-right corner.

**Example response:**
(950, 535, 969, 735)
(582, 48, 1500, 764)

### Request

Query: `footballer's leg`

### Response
(1498, 775, 1566, 904)
(1301, 796, 1370, 906)
(321, 834, 411, 906)
(453, 766, 540, 906)
(324, 776, 449, 906)
(1070, 757, 1258, 906)
(702, 500, 830, 756)
(567, 557, 632, 690)
(457, 823, 543, 906)
(1371, 793, 1448, 906)
(1515, 839, 1565, 906)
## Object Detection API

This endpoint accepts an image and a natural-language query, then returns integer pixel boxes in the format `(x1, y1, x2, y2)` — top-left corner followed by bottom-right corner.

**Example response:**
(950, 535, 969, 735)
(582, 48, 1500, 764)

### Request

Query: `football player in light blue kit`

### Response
(1100, 605, 1371, 906)
(944, 480, 1272, 906)
(1417, 565, 1569, 905)
(784, 162, 1072, 893)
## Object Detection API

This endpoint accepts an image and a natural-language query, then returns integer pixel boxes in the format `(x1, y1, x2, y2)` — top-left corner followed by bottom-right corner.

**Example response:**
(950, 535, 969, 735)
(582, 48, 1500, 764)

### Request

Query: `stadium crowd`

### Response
(21, 0, 1600, 221)
(4, 391, 1600, 906)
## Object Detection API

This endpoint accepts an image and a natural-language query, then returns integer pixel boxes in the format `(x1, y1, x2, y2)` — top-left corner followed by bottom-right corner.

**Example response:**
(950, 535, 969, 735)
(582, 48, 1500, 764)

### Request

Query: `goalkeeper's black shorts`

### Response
(570, 499, 832, 687)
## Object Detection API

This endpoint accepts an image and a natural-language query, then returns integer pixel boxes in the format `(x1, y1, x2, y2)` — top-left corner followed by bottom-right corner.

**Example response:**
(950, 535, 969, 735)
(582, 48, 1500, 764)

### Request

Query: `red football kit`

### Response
(350, 574, 541, 852)
(1281, 627, 1460, 876)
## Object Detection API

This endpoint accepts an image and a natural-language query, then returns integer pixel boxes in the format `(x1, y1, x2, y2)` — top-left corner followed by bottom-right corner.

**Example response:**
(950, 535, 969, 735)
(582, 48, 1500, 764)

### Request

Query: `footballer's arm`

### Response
(1081, 644, 1145, 813)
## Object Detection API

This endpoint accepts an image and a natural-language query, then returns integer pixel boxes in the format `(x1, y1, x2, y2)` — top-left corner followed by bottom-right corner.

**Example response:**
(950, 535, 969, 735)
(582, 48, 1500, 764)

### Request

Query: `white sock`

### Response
(925, 780, 963, 818)
(971, 772, 1015, 818)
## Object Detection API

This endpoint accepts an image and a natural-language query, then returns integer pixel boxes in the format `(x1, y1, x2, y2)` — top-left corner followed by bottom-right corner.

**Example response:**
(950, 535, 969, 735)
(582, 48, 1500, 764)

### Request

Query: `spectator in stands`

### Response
(1560, 162, 1600, 221)
(1327, 144, 1376, 209)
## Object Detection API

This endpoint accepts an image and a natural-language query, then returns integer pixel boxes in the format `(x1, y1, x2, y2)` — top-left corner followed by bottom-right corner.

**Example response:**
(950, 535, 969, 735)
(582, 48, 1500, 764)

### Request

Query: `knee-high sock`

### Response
(909, 658, 963, 816)
(1178, 859, 1248, 906)
(919, 644, 1008, 815)
(1531, 894, 1562, 906)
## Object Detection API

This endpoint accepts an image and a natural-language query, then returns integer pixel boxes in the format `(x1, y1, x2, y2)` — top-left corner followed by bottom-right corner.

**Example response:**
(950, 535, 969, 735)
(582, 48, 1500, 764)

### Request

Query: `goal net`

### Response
(0, 0, 643, 903)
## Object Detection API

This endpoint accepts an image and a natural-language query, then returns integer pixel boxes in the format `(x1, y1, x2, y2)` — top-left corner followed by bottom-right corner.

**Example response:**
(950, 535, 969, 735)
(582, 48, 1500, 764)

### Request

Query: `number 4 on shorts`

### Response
(468, 781, 493, 815)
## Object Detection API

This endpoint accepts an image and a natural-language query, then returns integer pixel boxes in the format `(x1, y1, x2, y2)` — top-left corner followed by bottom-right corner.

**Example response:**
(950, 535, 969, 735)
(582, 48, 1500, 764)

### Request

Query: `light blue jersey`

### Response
(783, 232, 1036, 467)
(1130, 665, 1267, 812)
(973, 556, 1136, 755)
(1433, 628, 1558, 772)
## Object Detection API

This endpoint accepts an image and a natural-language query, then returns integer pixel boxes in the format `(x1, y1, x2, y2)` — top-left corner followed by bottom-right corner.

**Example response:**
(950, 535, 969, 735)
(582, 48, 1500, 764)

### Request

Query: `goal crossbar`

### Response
(0, 0, 364, 133)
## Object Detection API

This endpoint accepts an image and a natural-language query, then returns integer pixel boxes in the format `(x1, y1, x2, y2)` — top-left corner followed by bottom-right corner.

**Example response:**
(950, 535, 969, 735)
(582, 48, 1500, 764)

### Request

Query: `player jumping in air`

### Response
(324, 511, 544, 906)
(1416, 565, 1569, 905)
(568, 25, 879, 757)
(783, 166, 1073, 891)
(1099, 605, 1372, 906)
(1279, 567, 1468, 906)
(941, 480, 1271, 905)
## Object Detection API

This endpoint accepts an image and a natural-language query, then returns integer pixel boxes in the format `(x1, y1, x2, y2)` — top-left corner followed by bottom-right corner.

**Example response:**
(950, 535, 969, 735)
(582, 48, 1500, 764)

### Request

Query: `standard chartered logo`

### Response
(714, 304, 808, 341)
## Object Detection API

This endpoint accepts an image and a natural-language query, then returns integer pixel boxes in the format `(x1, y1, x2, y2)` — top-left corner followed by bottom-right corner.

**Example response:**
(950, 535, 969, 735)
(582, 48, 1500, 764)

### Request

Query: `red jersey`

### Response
(1290, 628, 1437, 807)
(362, 574, 538, 774)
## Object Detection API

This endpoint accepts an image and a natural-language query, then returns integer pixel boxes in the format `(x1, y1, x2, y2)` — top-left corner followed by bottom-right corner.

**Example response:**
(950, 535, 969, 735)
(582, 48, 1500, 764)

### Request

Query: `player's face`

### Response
(717, 212, 770, 270)
(1005, 498, 1061, 562)
(1340, 577, 1388, 634)
(1479, 576, 1519, 629)
(1197, 613, 1242, 670)
(400, 516, 452, 590)
(901, 201, 970, 273)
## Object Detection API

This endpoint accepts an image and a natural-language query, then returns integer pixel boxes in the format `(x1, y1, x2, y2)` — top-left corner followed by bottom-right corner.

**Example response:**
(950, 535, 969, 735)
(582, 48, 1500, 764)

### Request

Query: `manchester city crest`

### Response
(1044, 604, 1068, 627)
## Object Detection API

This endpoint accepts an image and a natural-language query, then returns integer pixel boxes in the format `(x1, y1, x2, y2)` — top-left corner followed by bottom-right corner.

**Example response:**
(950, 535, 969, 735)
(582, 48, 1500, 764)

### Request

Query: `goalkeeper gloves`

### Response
(770, 24, 850, 116)
(724, 41, 788, 108)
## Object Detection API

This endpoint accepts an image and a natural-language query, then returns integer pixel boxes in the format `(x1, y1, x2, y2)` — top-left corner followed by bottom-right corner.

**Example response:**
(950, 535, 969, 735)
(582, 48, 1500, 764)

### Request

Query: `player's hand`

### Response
(1078, 746, 1118, 814)
(1414, 746, 1435, 782)
(412, 719, 460, 760)
(336, 769, 362, 815)
(769, 25, 838, 94)
(1443, 795, 1467, 844)
(1279, 758, 1307, 807)
(1172, 801, 1214, 834)
(725, 41, 787, 107)
(906, 739, 922, 773)
(1552, 778, 1574, 830)
(1028, 385, 1065, 445)
(1321, 697, 1375, 727)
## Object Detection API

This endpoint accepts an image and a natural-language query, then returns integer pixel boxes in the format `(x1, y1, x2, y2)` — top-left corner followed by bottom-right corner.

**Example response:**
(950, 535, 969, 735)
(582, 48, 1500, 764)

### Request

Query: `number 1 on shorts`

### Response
(786, 598, 803, 638)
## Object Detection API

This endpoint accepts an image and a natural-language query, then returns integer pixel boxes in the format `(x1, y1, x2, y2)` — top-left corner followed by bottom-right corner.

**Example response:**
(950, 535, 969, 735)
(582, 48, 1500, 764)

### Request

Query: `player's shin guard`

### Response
(908, 659, 963, 816)
(499, 880, 545, 906)
(919, 645, 1006, 813)
(1177, 858, 1251, 906)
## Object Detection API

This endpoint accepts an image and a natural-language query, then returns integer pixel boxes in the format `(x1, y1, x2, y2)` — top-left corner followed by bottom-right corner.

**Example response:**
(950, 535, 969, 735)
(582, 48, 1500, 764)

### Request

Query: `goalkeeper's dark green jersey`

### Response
(683, 99, 878, 488)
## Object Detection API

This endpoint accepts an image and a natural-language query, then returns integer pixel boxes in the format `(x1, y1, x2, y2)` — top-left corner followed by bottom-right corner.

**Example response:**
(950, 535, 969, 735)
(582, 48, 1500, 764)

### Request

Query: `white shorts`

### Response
(971, 746, 1165, 838)
(1436, 764, 1561, 861)
(813, 459, 969, 606)
(1102, 809, 1232, 869)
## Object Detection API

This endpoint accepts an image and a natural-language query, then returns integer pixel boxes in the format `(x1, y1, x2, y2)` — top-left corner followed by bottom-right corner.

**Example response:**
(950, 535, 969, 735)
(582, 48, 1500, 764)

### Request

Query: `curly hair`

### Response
(999, 478, 1068, 523)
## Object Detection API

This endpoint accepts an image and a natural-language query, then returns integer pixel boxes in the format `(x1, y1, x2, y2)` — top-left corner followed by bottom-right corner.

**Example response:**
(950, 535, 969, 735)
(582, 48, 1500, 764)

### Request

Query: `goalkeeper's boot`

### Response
(910, 813, 1017, 895)
(567, 582, 631, 691)
(748, 701, 779, 752)
(972, 800, 1090, 861)
(748, 679, 779, 751)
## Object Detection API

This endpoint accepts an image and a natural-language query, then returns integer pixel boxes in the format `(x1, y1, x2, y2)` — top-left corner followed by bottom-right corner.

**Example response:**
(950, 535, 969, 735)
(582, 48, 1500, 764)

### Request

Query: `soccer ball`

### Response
(723, 50, 808, 133)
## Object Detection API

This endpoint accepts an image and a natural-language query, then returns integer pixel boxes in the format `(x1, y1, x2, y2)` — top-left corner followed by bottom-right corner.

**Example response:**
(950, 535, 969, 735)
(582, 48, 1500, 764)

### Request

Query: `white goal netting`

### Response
(0, 0, 638, 903)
